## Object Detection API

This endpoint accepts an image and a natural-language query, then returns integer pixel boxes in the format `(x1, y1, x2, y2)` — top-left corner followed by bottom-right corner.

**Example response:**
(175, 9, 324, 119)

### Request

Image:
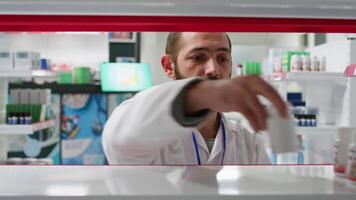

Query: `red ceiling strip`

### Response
(1, 15, 356, 32)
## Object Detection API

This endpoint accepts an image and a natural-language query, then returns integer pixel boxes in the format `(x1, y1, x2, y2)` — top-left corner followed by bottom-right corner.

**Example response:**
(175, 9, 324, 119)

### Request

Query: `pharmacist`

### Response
(102, 32, 288, 165)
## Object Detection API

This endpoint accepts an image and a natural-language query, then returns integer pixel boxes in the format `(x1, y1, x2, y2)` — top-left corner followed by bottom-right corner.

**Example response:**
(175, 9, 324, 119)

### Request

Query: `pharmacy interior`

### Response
(0, 0, 356, 198)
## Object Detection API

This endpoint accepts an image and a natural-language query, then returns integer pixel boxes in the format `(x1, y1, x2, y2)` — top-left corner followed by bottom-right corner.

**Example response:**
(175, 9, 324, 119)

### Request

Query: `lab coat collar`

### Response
(208, 114, 230, 164)
(192, 129, 209, 156)
(193, 113, 232, 164)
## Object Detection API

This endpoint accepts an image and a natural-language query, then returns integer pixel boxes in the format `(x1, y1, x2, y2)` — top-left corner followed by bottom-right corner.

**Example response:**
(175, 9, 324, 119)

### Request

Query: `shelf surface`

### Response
(9, 82, 137, 94)
(0, 70, 57, 78)
(0, 70, 32, 78)
(31, 70, 57, 78)
(266, 72, 345, 82)
(296, 125, 340, 135)
(0, 119, 56, 135)
(0, 165, 354, 199)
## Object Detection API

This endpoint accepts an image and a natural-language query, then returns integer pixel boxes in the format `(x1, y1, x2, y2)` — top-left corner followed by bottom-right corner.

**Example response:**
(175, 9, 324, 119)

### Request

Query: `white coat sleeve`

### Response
(102, 78, 209, 164)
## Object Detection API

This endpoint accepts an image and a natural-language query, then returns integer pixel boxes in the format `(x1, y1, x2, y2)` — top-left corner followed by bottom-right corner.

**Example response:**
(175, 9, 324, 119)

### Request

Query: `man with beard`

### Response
(102, 32, 288, 165)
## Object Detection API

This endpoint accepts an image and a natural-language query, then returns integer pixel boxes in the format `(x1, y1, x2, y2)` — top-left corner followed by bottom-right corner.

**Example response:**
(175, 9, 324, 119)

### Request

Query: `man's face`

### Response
(173, 32, 232, 80)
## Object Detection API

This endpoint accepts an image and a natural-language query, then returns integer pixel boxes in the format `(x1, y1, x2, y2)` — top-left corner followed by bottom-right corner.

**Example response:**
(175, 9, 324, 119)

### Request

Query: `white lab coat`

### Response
(102, 78, 271, 165)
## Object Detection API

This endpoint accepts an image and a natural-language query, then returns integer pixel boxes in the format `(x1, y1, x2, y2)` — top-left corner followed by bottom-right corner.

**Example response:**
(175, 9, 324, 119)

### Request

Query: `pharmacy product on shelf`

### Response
(319, 56, 326, 71)
(6, 89, 52, 124)
(7, 112, 32, 125)
(346, 130, 356, 182)
(291, 54, 302, 72)
(287, 92, 305, 107)
(282, 51, 310, 72)
(40, 58, 51, 70)
(0, 51, 13, 70)
(290, 106, 319, 127)
(268, 48, 289, 74)
(344, 64, 356, 77)
(0, 51, 54, 72)
(301, 55, 311, 71)
(286, 92, 319, 127)
(10, 89, 51, 105)
(276, 50, 326, 73)
(269, 52, 326, 76)
(243, 61, 261, 75)
(334, 127, 354, 177)
(14, 51, 40, 70)
(1, 157, 53, 165)
(310, 56, 319, 71)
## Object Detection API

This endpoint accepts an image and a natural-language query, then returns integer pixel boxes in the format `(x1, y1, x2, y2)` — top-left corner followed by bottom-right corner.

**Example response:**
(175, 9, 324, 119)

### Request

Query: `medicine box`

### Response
(14, 51, 40, 70)
(0, 51, 13, 70)
(19, 89, 30, 104)
(10, 89, 20, 104)
(38, 89, 51, 105)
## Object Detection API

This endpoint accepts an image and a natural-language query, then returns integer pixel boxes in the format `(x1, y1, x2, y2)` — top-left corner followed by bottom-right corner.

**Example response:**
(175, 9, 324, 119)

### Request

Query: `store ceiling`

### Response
(0, 0, 356, 19)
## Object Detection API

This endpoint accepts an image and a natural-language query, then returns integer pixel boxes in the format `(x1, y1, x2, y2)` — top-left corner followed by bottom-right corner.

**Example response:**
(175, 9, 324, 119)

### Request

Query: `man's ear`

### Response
(161, 54, 175, 80)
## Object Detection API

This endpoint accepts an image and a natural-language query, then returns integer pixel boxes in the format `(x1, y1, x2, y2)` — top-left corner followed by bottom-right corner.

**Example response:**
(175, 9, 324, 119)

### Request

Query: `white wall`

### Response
(228, 33, 270, 45)
(0, 33, 10, 51)
(307, 33, 351, 48)
(268, 33, 303, 49)
(327, 34, 348, 43)
(140, 32, 170, 85)
(1, 32, 108, 70)
(308, 39, 351, 72)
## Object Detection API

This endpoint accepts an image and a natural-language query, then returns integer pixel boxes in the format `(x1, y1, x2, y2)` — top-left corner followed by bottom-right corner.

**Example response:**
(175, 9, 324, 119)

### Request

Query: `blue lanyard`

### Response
(191, 118, 227, 165)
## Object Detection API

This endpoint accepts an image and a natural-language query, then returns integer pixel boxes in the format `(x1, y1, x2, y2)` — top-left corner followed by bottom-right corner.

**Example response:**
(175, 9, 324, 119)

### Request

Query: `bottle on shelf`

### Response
(346, 130, 356, 182)
(302, 55, 311, 71)
(334, 128, 354, 177)
(310, 56, 319, 71)
(319, 56, 326, 71)
(291, 54, 302, 72)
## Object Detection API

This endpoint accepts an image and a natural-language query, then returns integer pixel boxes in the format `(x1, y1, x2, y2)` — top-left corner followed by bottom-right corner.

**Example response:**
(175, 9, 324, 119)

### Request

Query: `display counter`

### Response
(0, 165, 355, 200)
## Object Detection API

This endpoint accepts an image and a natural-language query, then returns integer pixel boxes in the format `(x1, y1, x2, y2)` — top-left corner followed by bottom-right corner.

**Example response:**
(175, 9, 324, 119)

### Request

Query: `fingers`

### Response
(244, 76, 288, 118)
(240, 86, 268, 131)
(240, 105, 260, 133)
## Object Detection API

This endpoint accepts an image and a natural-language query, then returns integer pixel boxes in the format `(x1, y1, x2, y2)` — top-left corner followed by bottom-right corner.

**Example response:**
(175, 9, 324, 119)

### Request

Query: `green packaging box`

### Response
(58, 72, 73, 84)
(243, 61, 262, 75)
(74, 67, 92, 84)
(6, 104, 42, 123)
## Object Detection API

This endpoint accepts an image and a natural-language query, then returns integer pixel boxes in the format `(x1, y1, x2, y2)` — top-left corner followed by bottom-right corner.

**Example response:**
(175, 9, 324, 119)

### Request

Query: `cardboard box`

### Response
(14, 51, 40, 70)
(0, 51, 13, 70)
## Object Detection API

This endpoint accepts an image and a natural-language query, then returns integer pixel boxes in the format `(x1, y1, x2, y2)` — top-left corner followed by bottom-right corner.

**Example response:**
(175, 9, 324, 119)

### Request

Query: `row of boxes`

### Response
(0, 51, 41, 71)
(7, 89, 52, 124)
(10, 89, 51, 105)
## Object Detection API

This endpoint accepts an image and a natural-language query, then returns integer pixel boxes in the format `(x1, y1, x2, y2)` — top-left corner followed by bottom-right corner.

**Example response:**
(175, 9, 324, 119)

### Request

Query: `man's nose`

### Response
(204, 58, 219, 78)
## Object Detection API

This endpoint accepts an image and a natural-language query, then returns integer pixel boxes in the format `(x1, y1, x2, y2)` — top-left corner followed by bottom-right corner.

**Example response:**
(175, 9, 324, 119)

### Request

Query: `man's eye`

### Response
(219, 57, 229, 63)
(191, 55, 205, 62)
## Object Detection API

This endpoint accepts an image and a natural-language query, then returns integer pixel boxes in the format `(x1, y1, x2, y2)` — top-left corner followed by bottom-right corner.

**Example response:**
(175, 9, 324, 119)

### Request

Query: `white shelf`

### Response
(296, 125, 339, 135)
(0, 70, 57, 78)
(0, 165, 354, 199)
(0, 70, 32, 78)
(0, 119, 56, 135)
(32, 70, 57, 78)
(266, 72, 345, 82)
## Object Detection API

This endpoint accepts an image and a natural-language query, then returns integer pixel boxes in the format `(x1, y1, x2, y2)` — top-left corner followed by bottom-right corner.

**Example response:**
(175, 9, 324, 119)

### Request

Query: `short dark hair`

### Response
(165, 32, 232, 60)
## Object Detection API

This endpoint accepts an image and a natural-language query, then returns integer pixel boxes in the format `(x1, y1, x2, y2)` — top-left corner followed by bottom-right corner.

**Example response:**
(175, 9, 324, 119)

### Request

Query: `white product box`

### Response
(39, 89, 51, 105)
(35, 89, 42, 104)
(14, 51, 40, 70)
(0, 51, 13, 71)
(29, 89, 38, 104)
(10, 89, 20, 104)
(19, 89, 30, 104)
